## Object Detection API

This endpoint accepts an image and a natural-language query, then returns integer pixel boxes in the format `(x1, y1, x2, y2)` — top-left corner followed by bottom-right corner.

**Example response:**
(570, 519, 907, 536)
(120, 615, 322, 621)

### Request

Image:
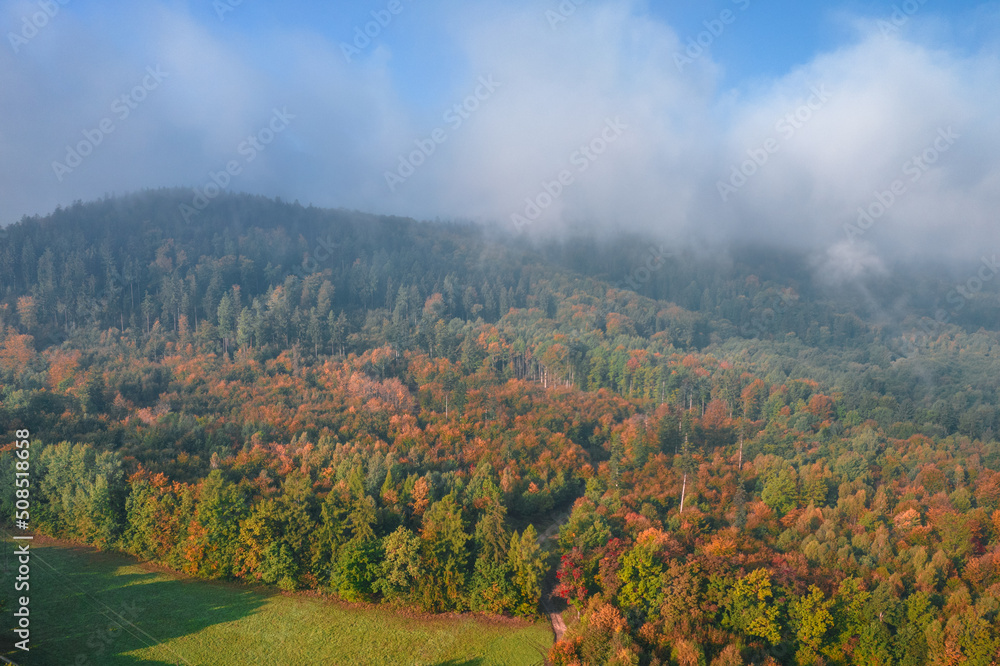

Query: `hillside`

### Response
(2, 191, 1000, 664)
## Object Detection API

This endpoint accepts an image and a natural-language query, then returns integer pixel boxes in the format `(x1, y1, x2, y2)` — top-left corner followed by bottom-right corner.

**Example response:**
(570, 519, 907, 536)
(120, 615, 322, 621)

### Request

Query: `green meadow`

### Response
(1, 539, 551, 665)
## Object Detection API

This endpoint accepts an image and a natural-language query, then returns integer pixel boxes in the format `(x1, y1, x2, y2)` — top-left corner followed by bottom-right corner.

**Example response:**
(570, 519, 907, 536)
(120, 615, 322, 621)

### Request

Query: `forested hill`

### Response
(3, 191, 1000, 664)
(3, 190, 997, 347)
(2, 190, 998, 434)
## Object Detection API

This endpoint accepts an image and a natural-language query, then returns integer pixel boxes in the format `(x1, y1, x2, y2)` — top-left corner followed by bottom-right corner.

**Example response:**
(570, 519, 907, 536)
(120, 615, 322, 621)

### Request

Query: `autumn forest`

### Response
(2, 191, 1000, 665)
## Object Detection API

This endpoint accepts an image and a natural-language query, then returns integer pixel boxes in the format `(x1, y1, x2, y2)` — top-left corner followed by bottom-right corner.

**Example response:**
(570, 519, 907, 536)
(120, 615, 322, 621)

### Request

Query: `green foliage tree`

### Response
(761, 467, 798, 515)
(418, 494, 470, 612)
(217, 292, 235, 354)
(507, 525, 546, 617)
(790, 585, 833, 664)
(333, 539, 383, 601)
(37, 442, 125, 549)
(723, 569, 782, 646)
(187, 470, 247, 579)
(617, 531, 667, 621)
(377, 526, 421, 600)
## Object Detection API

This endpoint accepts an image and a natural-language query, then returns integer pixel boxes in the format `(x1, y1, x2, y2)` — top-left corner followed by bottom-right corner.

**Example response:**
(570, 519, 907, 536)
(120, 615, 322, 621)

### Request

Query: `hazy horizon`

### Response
(2, 0, 999, 272)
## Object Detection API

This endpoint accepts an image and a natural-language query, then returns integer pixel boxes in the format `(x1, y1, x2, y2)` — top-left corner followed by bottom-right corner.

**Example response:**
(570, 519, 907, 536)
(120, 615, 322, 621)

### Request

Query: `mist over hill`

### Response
(2, 191, 1000, 663)
(5, 0, 1000, 663)
(3, 190, 999, 438)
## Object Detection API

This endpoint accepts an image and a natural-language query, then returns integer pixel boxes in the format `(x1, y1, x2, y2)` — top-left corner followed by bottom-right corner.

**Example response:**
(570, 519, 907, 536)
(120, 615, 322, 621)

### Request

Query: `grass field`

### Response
(1, 538, 552, 665)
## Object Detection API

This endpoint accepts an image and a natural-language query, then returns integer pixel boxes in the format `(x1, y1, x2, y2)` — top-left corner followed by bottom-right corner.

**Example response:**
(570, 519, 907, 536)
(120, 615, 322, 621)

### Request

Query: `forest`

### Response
(2, 190, 1000, 665)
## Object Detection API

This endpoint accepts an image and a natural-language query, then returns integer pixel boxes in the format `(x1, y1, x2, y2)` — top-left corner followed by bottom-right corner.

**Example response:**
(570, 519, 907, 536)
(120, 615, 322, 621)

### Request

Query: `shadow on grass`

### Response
(0, 541, 267, 666)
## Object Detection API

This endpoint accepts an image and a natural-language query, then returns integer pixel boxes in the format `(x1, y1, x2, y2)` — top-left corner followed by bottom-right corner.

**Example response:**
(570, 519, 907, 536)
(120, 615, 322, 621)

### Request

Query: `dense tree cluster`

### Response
(2, 192, 1000, 664)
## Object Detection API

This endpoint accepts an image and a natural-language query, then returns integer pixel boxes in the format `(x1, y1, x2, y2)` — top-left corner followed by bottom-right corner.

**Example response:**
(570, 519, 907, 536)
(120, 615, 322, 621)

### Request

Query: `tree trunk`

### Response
(738, 432, 744, 472)
(680, 473, 687, 514)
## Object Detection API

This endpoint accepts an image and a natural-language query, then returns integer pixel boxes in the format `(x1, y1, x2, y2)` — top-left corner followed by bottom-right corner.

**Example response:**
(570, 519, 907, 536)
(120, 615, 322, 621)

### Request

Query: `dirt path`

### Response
(535, 508, 572, 644)
(542, 598, 567, 642)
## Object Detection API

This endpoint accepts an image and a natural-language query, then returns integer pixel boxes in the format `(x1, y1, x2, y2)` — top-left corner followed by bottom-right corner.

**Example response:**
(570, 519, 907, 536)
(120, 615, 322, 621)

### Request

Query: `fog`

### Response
(1, 0, 998, 272)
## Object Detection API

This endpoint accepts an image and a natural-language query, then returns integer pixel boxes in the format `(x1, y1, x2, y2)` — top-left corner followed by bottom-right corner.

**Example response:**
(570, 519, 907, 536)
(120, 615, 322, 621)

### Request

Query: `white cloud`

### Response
(0, 0, 997, 266)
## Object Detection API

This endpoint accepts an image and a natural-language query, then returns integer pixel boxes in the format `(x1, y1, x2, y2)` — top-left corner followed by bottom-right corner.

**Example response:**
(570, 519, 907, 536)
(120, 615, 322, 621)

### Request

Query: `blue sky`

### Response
(178, 0, 997, 109)
(2, 0, 999, 268)
(658, 0, 993, 79)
